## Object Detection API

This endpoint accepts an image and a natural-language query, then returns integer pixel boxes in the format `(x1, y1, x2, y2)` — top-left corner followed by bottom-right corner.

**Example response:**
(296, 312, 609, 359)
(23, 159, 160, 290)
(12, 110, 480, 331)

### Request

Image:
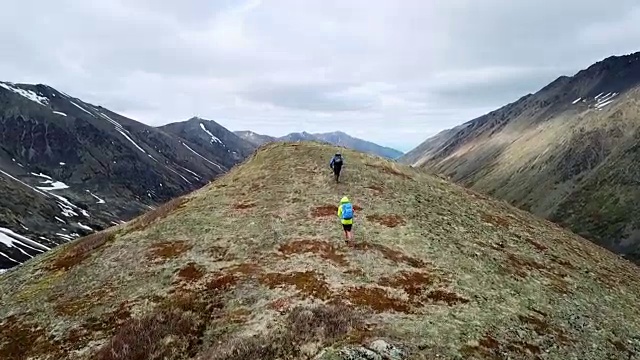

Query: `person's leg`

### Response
(343, 224, 352, 243)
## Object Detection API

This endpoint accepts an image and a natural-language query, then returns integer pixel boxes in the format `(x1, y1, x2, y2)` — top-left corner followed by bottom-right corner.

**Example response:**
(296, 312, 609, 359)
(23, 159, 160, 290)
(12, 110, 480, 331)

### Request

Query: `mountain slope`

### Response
(314, 131, 404, 159)
(235, 130, 404, 159)
(0, 82, 254, 270)
(234, 130, 277, 146)
(160, 117, 257, 170)
(2, 141, 640, 359)
(401, 51, 640, 263)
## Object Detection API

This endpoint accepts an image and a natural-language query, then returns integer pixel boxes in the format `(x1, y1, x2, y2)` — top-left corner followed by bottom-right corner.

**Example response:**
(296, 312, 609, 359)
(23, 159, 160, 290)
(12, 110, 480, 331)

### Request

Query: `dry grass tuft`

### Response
(365, 162, 413, 179)
(47, 231, 116, 271)
(202, 303, 364, 360)
(0, 315, 63, 360)
(279, 239, 349, 267)
(94, 310, 203, 360)
(366, 184, 384, 194)
(366, 213, 406, 228)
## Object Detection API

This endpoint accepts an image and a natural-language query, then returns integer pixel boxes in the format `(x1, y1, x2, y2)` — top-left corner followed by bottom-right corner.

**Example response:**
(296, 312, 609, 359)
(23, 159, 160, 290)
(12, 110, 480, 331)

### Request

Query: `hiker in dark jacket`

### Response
(329, 152, 343, 183)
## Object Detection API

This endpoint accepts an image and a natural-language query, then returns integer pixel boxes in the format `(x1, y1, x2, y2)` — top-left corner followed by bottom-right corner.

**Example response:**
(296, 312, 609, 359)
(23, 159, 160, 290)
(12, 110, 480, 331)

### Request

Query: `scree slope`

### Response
(1, 142, 640, 360)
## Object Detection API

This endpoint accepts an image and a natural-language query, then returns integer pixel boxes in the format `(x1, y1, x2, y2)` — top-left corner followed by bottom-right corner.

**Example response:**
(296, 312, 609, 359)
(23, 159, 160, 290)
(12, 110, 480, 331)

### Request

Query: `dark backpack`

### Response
(341, 203, 353, 220)
(333, 156, 343, 166)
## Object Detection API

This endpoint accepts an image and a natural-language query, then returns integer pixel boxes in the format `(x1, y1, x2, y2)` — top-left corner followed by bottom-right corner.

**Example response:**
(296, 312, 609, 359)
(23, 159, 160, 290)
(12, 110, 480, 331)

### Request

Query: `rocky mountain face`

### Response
(401, 51, 640, 263)
(2, 142, 640, 359)
(0, 82, 256, 271)
(235, 129, 404, 159)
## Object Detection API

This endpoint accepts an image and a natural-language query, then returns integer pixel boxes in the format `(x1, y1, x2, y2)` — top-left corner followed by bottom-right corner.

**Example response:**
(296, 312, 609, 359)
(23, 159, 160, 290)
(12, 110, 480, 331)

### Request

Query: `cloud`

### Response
(0, 0, 639, 151)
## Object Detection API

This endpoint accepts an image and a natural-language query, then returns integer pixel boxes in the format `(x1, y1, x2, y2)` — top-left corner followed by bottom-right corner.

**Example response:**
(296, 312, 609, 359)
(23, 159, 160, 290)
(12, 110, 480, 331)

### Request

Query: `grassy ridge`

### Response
(1, 141, 640, 359)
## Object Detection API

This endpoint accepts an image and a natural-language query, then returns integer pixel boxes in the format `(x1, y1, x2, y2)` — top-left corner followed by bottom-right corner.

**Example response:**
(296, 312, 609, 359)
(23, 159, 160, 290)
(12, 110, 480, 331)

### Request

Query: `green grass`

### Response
(1, 141, 640, 359)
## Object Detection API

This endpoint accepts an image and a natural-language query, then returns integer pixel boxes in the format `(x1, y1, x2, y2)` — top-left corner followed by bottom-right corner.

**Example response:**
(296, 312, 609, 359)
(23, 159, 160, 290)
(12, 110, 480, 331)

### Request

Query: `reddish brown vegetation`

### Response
(311, 205, 337, 217)
(279, 239, 349, 267)
(366, 184, 384, 194)
(366, 213, 406, 228)
(312, 204, 362, 218)
(342, 286, 411, 313)
(525, 238, 549, 251)
(128, 196, 188, 233)
(259, 270, 332, 300)
(176, 262, 206, 282)
(378, 270, 437, 297)
(233, 202, 256, 210)
(146, 241, 192, 262)
(206, 274, 238, 292)
(47, 231, 115, 271)
(354, 242, 427, 268)
(481, 212, 510, 229)
(425, 289, 470, 306)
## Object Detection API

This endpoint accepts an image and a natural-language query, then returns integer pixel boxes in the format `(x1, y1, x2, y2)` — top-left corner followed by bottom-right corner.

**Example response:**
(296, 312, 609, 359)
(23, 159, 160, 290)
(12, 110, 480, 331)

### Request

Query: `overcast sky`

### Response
(1, 1, 639, 152)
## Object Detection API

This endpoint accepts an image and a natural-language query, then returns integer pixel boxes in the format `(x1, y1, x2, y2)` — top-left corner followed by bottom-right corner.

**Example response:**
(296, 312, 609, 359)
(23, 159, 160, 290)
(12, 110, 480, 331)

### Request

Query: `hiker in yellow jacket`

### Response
(337, 196, 354, 244)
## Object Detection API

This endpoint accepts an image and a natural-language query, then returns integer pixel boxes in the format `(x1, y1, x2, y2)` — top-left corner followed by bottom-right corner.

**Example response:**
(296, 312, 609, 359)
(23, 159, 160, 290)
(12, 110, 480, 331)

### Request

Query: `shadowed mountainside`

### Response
(0, 81, 255, 270)
(1, 142, 640, 359)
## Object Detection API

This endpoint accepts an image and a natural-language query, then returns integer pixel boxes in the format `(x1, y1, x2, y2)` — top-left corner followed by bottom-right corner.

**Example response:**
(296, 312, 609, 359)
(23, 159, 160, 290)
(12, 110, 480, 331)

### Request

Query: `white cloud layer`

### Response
(1, 0, 639, 151)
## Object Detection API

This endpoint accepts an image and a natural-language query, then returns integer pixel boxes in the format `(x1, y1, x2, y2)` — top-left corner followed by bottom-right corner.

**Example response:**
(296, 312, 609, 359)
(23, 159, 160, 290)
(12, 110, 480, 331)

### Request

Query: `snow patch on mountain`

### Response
(77, 222, 93, 231)
(99, 112, 148, 154)
(86, 190, 106, 204)
(31, 172, 52, 180)
(166, 165, 192, 184)
(0, 228, 50, 251)
(0, 82, 49, 106)
(595, 92, 618, 109)
(182, 142, 224, 171)
(53, 111, 67, 117)
(37, 180, 70, 191)
(179, 166, 201, 179)
(200, 123, 223, 145)
(56, 233, 75, 241)
(70, 101, 94, 116)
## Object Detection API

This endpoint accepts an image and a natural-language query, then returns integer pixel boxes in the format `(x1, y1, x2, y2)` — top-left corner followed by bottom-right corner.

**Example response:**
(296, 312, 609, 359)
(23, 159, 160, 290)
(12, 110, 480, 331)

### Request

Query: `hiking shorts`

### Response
(342, 224, 352, 231)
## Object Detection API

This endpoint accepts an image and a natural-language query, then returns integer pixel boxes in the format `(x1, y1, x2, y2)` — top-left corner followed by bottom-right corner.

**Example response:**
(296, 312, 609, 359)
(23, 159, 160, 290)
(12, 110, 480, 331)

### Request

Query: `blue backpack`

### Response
(341, 203, 353, 220)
